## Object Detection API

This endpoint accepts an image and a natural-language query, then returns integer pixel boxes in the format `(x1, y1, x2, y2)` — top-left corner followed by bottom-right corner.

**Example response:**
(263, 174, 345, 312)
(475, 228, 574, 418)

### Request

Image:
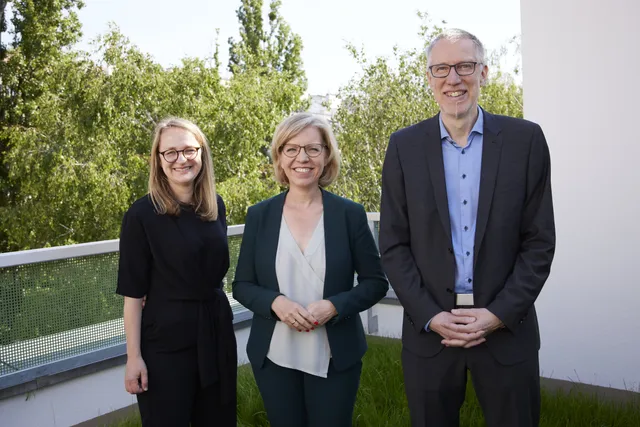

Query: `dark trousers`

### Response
(402, 344, 540, 427)
(137, 346, 236, 427)
(252, 357, 362, 427)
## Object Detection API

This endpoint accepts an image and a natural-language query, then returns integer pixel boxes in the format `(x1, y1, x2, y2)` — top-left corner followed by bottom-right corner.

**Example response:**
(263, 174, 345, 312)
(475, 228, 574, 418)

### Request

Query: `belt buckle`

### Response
(455, 293, 474, 307)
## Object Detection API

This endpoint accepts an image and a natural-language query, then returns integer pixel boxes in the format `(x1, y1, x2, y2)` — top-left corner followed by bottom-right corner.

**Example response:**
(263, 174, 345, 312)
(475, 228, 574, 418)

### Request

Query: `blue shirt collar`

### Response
(439, 107, 484, 142)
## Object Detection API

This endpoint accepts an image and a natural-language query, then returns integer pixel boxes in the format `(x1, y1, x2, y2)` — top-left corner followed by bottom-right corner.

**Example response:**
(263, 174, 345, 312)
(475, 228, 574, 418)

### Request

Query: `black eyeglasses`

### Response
(428, 62, 481, 78)
(158, 147, 201, 163)
(280, 143, 326, 158)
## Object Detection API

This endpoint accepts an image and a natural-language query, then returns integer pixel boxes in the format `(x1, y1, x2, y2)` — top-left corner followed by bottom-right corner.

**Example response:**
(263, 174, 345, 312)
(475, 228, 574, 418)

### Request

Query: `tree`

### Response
(0, 0, 309, 249)
(228, 0, 306, 92)
(214, 68, 303, 223)
(0, 27, 158, 250)
(1, 0, 84, 125)
(0, 5, 521, 251)
(0, 0, 86, 250)
(1, 1, 8, 60)
(330, 13, 523, 212)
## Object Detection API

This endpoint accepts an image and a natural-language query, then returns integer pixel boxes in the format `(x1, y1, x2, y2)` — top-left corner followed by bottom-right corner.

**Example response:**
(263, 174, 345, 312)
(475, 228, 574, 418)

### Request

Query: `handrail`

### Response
(0, 214, 379, 268)
(0, 224, 246, 268)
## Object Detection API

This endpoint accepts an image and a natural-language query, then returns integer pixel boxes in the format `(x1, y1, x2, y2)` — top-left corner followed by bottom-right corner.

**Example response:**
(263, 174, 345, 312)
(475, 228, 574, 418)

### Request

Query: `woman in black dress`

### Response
(116, 117, 237, 426)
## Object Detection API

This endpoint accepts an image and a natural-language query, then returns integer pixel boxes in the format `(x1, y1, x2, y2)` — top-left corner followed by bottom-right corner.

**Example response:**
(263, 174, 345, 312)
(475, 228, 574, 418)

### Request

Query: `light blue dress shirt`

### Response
(425, 108, 483, 331)
(441, 108, 483, 294)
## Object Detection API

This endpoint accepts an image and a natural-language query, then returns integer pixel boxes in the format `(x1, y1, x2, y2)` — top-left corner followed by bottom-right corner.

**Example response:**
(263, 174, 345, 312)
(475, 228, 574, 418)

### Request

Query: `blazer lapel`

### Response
(263, 191, 286, 292)
(474, 111, 503, 266)
(321, 189, 340, 298)
(424, 115, 453, 243)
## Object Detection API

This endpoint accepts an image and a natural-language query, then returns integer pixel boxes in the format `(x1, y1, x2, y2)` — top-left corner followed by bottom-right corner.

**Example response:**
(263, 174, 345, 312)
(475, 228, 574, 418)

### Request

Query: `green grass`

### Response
(114, 336, 640, 426)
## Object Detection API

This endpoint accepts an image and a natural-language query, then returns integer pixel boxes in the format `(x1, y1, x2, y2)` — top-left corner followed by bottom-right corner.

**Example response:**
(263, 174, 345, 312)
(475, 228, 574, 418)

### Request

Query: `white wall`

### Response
(0, 365, 138, 427)
(362, 304, 403, 340)
(520, 0, 640, 391)
(0, 324, 252, 427)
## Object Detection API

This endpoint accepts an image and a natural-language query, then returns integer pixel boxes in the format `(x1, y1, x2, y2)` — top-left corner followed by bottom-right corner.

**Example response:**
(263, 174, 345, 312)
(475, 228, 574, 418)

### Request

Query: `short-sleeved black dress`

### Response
(116, 194, 237, 426)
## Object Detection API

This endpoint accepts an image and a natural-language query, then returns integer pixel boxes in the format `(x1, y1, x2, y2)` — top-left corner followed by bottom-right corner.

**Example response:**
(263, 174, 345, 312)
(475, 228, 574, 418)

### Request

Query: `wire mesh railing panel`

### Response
(0, 252, 122, 376)
(0, 215, 381, 382)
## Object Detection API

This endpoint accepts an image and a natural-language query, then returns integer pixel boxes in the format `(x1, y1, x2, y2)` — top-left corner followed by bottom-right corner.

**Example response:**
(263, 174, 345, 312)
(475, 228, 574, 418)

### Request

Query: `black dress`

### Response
(116, 194, 237, 427)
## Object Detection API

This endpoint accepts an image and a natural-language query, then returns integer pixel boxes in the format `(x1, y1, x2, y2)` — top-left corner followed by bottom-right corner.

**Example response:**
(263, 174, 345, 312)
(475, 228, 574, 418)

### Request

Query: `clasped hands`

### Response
(430, 308, 503, 348)
(271, 295, 337, 332)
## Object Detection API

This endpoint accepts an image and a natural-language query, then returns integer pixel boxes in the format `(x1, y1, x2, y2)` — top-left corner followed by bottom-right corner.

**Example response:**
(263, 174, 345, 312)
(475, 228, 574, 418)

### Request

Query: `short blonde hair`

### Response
(148, 117, 218, 221)
(271, 113, 341, 187)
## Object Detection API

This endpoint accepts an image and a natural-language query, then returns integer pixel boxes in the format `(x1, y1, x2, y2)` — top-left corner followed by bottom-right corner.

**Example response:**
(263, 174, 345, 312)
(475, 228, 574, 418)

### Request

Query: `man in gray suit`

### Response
(379, 29, 555, 427)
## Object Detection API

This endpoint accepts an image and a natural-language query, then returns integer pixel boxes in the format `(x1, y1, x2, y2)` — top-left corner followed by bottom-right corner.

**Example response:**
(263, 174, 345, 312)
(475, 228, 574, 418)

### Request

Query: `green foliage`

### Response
(0, 2, 306, 251)
(1, 0, 88, 249)
(330, 44, 439, 212)
(0, 5, 523, 251)
(228, 0, 306, 92)
(0, 2, 7, 59)
(330, 13, 524, 212)
(0, 27, 159, 249)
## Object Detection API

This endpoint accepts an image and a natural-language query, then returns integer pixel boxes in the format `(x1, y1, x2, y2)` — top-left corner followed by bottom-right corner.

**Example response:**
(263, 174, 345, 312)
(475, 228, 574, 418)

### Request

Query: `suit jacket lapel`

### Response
(424, 114, 453, 243)
(264, 191, 286, 292)
(321, 189, 340, 298)
(474, 111, 503, 266)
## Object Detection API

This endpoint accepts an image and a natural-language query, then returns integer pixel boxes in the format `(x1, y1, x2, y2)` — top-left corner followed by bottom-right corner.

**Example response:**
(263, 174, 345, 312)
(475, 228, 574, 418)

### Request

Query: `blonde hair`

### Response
(148, 117, 218, 221)
(271, 113, 341, 187)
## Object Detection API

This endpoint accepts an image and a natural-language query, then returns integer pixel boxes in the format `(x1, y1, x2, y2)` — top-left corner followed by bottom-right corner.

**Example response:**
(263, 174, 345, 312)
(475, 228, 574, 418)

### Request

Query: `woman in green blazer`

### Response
(232, 112, 389, 427)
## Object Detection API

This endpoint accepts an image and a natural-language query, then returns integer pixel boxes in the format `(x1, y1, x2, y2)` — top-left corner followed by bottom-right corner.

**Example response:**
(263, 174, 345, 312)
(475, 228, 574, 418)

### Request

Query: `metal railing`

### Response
(0, 215, 380, 396)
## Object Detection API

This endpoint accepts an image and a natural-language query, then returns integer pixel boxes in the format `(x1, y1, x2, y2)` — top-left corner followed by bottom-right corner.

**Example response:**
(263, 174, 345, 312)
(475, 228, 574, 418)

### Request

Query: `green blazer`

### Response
(232, 189, 389, 372)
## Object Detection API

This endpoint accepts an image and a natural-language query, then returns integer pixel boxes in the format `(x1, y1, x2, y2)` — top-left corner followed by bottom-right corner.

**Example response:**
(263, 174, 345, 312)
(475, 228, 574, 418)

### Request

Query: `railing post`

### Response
(365, 213, 380, 334)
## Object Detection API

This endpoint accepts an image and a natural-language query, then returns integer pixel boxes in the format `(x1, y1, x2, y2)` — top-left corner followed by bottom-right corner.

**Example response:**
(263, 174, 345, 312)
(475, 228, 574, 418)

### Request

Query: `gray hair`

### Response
(426, 28, 486, 66)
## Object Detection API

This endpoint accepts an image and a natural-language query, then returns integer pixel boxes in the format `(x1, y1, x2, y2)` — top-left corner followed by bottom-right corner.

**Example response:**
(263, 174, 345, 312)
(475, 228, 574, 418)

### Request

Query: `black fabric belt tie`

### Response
(196, 290, 237, 405)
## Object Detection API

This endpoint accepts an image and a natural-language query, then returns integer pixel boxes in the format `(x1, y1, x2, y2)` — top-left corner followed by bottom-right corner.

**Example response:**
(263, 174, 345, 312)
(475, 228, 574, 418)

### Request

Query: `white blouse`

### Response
(266, 213, 331, 378)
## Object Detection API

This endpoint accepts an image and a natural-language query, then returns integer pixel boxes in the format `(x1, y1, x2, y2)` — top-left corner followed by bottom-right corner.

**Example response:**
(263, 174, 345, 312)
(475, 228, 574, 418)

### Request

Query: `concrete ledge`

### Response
(380, 296, 402, 306)
(541, 377, 640, 404)
(0, 345, 127, 401)
(0, 310, 254, 402)
(73, 403, 139, 427)
(232, 309, 253, 331)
